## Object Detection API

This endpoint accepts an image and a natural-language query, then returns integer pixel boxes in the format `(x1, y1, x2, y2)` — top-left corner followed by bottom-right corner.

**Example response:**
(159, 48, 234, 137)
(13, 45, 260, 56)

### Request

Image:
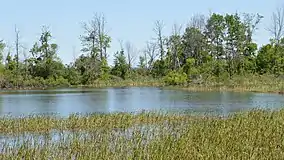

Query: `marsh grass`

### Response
(84, 74, 284, 94)
(178, 74, 284, 94)
(84, 78, 165, 88)
(2, 74, 284, 95)
(1, 109, 284, 159)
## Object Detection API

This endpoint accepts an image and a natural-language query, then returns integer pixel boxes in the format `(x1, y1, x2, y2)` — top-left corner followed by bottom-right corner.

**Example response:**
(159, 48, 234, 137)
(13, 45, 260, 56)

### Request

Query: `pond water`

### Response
(0, 87, 284, 117)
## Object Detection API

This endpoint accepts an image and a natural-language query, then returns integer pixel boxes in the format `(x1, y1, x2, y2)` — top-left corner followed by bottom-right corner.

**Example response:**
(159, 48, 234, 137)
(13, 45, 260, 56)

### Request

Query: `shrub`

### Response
(164, 70, 188, 85)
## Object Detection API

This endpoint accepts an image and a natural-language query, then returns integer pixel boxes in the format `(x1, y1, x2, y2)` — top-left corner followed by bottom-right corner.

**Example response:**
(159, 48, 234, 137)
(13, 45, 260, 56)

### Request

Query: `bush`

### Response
(46, 76, 70, 87)
(164, 70, 188, 85)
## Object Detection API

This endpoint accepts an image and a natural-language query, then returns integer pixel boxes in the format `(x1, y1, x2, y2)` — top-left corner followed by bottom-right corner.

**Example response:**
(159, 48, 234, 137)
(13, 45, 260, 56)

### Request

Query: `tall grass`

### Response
(2, 74, 284, 94)
(1, 109, 284, 159)
(87, 74, 284, 94)
(178, 74, 284, 93)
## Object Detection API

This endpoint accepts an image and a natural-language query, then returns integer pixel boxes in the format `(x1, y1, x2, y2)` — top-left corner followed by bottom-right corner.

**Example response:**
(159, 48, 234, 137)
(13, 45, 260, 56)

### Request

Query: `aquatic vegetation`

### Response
(1, 109, 284, 159)
(174, 74, 284, 94)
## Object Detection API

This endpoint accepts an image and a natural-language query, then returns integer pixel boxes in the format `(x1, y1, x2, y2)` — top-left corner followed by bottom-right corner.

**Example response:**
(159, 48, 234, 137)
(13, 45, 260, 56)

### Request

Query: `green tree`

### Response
(205, 13, 226, 60)
(256, 39, 284, 75)
(166, 25, 183, 70)
(111, 50, 128, 79)
(182, 27, 207, 66)
(29, 27, 64, 79)
(79, 13, 112, 83)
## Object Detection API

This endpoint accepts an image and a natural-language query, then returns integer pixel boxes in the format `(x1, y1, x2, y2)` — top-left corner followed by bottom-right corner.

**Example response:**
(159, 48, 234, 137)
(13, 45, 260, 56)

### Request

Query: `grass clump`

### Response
(175, 74, 284, 94)
(1, 109, 284, 159)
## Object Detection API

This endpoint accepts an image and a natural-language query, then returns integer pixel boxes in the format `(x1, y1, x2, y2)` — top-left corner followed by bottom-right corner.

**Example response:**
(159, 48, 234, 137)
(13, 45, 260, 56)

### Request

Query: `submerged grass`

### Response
(1, 109, 284, 159)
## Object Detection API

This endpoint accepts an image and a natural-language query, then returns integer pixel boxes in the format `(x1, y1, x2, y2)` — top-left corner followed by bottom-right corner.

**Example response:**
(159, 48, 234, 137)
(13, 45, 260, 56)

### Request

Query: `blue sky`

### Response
(0, 0, 283, 66)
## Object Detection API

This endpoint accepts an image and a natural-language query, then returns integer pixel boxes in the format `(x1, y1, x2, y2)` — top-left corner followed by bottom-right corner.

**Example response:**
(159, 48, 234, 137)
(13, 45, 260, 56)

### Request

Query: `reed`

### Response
(1, 109, 284, 159)
(177, 74, 284, 94)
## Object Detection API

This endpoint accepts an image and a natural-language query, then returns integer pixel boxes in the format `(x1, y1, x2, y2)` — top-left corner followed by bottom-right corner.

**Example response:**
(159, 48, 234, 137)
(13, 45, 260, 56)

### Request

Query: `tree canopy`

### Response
(0, 9, 284, 88)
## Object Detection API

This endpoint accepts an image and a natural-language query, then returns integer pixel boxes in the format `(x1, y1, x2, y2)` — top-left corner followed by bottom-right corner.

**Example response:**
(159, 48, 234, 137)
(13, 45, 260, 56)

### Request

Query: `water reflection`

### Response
(0, 87, 283, 117)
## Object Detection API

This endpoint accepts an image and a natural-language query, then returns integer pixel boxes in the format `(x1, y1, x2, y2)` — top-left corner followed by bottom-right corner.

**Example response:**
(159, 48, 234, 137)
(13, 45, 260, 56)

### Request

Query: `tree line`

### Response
(0, 7, 284, 88)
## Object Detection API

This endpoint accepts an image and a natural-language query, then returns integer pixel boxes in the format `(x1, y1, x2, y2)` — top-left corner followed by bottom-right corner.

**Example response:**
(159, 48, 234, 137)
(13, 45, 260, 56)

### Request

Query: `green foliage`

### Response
(0, 11, 283, 89)
(152, 59, 168, 77)
(256, 40, 284, 75)
(111, 50, 129, 79)
(2, 109, 284, 159)
(99, 57, 111, 81)
(164, 70, 187, 85)
(45, 76, 70, 87)
(62, 64, 81, 85)
(182, 58, 199, 75)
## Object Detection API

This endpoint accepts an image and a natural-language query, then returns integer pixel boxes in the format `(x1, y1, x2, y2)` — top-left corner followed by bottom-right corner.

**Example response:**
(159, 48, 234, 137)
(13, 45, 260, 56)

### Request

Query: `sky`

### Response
(0, 0, 283, 66)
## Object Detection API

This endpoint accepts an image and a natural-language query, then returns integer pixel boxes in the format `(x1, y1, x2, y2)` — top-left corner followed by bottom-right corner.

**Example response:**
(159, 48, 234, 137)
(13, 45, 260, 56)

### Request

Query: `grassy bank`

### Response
(1, 109, 284, 159)
(0, 76, 165, 90)
(170, 74, 284, 94)
(1, 74, 283, 95)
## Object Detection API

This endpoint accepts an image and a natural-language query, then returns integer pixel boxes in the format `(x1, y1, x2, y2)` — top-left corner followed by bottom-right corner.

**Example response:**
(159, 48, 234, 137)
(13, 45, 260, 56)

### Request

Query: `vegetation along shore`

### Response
(1, 109, 284, 159)
(0, 7, 284, 93)
(1, 3, 284, 160)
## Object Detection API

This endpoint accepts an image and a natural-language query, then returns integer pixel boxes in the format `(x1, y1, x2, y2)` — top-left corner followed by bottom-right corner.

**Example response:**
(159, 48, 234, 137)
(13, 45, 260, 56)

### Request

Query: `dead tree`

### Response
(80, 13, 111, 80)
(144, 41, 158, 70)
(188, 14, 206, 31)
(80, 13, 110, 61)
(267, 5, 284, 44)
(170, 23, 183, 69)
(125, 41, 137, 70)
(153, 20, 166, 61)
(22, 45, 29, 79)
(72, 45, 77, 62)
(15, 25, 20, 70)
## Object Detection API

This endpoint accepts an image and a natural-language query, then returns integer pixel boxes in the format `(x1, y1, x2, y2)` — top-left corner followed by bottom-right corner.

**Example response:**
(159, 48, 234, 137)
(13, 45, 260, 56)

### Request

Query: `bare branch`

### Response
(72, 46, 77, 62)
(144, 41, 158, 69)
(172, 23, 183, 36)
(14, 25, 20, 69)
(22, 44, 28, 60)
(267, 5, 284, 44)
(170, 23, 183, 69)
(118, 39, 124, 51)
(188, 14, 206, 31)
(125, 41, 137, 68)
(153, 20, 166, 60)
(80, 12, 110, 60)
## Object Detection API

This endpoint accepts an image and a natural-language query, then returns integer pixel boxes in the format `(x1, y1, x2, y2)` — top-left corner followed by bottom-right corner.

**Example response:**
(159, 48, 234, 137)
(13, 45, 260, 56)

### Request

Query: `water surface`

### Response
(0, 87, 283, 117)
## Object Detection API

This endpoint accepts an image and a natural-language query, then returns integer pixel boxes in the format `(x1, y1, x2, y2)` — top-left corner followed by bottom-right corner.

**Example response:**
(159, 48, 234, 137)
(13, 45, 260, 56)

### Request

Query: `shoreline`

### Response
(0, 82, 283, 95)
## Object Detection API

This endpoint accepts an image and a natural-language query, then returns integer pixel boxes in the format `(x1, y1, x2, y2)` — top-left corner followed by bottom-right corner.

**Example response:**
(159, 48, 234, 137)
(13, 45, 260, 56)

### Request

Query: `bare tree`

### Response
(170, 23, 183, 69)
(242, 13, 263, 57)
(118, 39, 124, 51)
(267, 5, 284, 44)
(14, 25, 20, 70)
(80, 13, 111, 61)
(172, 23, 183, 36)
(153, 20, 166, 61)
(144, 41, 158, 70)
(243, 13, 263, 36)
(80, 13, 111, 80)
(22, 45, 29, 79)
(188, 14, 206, 31)
(125, 41, 137, 69)
(72, 45, 77, 62)
(5, 44, 12, 65)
